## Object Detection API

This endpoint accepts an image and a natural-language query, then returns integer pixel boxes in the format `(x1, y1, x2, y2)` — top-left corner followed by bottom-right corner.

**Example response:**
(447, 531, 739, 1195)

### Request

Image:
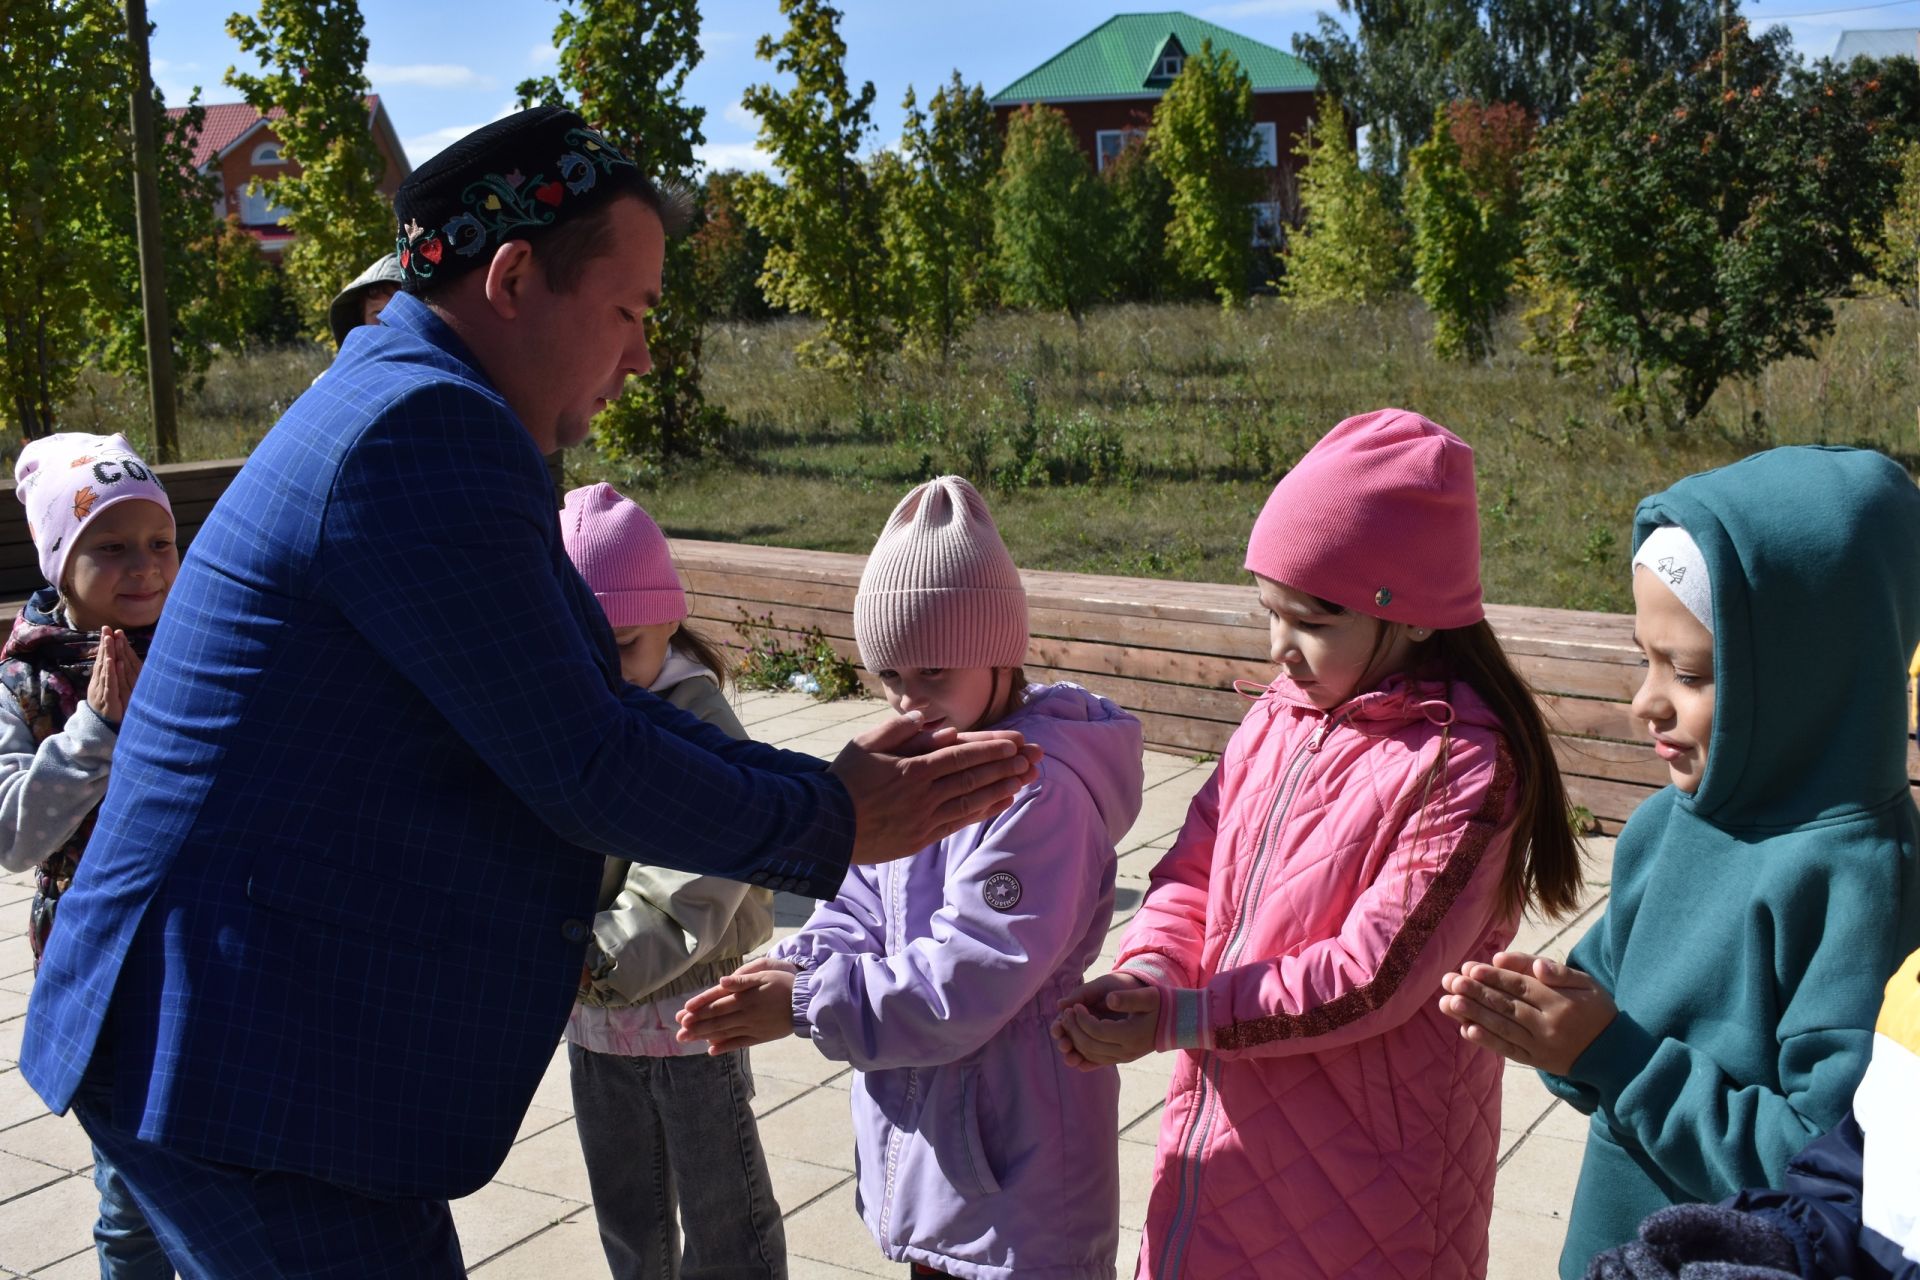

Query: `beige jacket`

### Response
(577, 664, 775, 1009)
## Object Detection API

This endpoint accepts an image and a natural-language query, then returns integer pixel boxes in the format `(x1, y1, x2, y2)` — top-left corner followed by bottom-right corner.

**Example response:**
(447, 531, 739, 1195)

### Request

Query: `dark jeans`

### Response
(568, 1042, 786, 1280)
(93, 1144, 175, 1279)
(74, 1077, 464, 1280)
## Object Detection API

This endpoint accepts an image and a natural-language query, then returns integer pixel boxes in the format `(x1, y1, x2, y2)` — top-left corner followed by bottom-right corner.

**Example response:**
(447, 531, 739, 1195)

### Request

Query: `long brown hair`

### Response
(1306, 596, 1584, 920)
(1412, 621, 1584, 920)
(672, 620, 733, 688)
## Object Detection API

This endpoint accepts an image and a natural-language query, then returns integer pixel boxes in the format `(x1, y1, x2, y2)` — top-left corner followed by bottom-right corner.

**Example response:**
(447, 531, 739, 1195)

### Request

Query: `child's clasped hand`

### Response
(1050, 972, 1159, 1070)
(1438, 950, 1619, 1075)
(676, 956, 799, 1054)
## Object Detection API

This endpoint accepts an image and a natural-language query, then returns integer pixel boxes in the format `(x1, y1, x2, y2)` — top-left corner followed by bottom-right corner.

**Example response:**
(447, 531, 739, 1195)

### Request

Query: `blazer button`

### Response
(561, 919, 588, 944)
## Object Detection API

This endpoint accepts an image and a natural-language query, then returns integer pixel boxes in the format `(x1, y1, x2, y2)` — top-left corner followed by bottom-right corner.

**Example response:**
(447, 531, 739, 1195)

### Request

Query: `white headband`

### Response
(1632, 524, 1713, 635)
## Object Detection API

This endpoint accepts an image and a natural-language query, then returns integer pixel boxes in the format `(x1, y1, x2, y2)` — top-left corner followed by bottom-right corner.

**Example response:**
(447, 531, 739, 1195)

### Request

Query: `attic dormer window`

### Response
(251, 142, 286, 165)
(1159, 54, 1184, 78)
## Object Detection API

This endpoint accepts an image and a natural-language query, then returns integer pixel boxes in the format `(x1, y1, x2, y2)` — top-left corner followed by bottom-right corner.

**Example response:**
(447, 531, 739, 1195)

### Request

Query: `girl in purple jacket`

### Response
(680, 475, 1144, 1280)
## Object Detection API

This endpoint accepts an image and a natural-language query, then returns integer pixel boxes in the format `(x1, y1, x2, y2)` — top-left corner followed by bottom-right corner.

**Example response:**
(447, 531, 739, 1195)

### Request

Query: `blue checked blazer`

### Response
(21, 293, 854, 1199)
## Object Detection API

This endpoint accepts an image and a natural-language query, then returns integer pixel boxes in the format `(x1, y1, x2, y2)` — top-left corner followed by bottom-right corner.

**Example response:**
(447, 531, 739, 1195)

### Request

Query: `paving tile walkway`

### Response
(0, 690, 1612, 1278)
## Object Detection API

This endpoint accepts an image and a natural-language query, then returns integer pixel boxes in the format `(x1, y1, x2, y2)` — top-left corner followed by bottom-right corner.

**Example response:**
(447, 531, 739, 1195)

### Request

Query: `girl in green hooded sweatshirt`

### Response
(1436, 445, 1920, 1279)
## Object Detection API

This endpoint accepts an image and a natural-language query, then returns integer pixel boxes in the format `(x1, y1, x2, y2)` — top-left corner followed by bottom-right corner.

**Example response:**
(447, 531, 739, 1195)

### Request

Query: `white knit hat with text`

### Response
(854, 475, 1029, 673)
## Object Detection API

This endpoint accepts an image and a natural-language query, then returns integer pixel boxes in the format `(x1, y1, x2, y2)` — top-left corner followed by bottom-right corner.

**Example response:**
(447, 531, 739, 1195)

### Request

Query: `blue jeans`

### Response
(568, 1042, 786, 1280)
(93, 1145, 175, 1279)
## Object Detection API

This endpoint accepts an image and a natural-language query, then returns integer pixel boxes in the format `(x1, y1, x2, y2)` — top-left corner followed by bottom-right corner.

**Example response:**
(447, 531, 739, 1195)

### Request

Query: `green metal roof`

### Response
(990, 12, 1318, 105)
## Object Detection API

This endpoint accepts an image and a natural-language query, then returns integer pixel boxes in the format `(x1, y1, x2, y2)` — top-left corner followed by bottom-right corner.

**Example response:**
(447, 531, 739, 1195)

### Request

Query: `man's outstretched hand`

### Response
(830, 712, 1042, 866)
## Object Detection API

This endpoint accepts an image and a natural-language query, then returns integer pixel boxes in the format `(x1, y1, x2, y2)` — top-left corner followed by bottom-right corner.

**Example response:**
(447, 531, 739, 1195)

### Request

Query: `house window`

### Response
(251, 142, 286, 165)
(1248, 122, 1279, 167)
(1251, 201, 1285, 248)
(1159, 54, 1184, 78)
(240, 186, 291, 226)
(1096, 128, 1146, 172)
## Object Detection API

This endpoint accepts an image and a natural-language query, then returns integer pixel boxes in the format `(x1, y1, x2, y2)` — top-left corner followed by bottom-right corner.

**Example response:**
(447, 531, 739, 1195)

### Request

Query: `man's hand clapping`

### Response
(830, 712, 1042, 866)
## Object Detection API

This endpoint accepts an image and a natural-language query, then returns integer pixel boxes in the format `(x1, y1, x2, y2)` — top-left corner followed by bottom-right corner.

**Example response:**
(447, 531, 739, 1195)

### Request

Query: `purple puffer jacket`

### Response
(773, 683, 1144, 1280)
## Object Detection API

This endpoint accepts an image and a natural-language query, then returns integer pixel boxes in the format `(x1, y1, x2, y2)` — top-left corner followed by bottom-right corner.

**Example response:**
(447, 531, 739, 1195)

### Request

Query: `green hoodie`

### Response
(1543, 446, 1920, 1279)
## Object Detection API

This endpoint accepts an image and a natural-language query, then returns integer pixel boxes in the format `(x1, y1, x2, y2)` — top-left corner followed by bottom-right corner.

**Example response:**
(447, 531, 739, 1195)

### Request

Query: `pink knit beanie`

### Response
(854, 476, 1028, 673)
(560, 483, 688, 627)
(13, 433, 173, 591)
(1245, 408, 1483, 629)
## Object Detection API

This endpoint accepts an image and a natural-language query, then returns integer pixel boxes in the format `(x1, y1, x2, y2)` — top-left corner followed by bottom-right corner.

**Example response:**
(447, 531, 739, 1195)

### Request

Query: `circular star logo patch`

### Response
(982, 871, 1023, 912)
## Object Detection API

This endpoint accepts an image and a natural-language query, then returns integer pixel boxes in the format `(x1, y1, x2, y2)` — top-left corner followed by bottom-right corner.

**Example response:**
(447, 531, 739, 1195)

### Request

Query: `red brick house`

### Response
(165, 97, 411, 260)
(989, 13, 1320, 244)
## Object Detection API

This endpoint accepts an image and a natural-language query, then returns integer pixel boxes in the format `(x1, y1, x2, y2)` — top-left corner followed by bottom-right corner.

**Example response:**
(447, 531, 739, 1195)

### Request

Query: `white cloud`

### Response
(703, 30, 744, 46)
(402, 102, 518, 164)
(150, 59, 204, 107)
(722, 100, 758, 131)
(694, 140, 776, 175)
(1198, 0, 1328, 16)
(529, 41, 559, 67)
(367, 62, 496, 91)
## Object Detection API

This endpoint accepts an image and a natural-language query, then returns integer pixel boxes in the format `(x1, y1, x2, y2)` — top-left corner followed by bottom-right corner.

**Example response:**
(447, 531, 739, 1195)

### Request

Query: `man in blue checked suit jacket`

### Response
(21, 109, 1038, 1277)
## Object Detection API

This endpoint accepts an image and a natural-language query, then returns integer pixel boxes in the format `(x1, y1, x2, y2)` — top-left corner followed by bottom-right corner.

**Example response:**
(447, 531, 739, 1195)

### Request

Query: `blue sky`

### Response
(146, 0, 1920, 171)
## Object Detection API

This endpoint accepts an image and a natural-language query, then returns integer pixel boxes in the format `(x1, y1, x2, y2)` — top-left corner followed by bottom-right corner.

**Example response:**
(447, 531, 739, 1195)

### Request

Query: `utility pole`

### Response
(125, 0, 180, 463)
(1720, 0, 1732, 90)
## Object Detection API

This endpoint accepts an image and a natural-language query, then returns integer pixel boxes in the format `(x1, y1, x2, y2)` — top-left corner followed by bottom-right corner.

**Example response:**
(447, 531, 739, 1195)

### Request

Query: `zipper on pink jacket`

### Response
(876, 858, 915, 1248)
(1156, 705, 1353, 1278)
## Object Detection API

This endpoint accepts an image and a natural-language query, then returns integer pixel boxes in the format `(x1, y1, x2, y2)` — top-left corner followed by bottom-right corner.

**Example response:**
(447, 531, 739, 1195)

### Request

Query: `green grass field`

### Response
(52, 294, 1920, 615)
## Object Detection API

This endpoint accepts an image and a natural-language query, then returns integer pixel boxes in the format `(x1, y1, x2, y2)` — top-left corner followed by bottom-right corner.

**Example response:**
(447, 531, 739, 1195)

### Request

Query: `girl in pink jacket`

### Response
(1054, 409, 1586, 1279)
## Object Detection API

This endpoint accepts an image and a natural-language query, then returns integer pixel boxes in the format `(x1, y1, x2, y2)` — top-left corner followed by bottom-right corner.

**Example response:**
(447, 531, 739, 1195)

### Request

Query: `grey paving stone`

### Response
(1487, 1203, 1571, 1279)
(491, 1118, 594, 1204)
(0, 940, 31, 984)
(1500, 1062, 1558, 1137)
(0, 1073, 51, 1135)
(767, 1156, 850, 1217)
(28, 1244, 103, 1279)
(0, 1172, 98, 1273)
(0, 1150, 66, 1206)
(450, 1180, 584, 1271)
(781, 1182, 892, 1278)
(467, 1208, 610, 1279)
(752, 1034, 851, 1089)
(528, 1044, 574, 1115)
(0, 1114, 92, 1175)
(1494, 1132, 1589, 1222)
(788, 1255, 882, 1280)
(749, 1073, 811, 1119)
(754, 1089, 856, 1172)
(1117, 1062, 1169, 1135)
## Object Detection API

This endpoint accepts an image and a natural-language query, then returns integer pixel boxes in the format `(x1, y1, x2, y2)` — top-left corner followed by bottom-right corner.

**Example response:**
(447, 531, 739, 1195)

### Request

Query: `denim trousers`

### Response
(93, 1145, 175, 1279)
(568, 1042, 786, 1280)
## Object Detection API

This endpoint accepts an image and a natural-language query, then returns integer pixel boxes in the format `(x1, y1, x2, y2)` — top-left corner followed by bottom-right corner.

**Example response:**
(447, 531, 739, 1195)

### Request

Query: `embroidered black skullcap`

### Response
(391, 105, 646, 288)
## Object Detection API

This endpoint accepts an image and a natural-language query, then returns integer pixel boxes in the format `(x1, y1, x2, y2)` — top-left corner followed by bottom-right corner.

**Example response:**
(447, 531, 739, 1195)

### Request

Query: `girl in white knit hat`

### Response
(680, 475, 1146, 1280)
(1, 432, 177, 1277)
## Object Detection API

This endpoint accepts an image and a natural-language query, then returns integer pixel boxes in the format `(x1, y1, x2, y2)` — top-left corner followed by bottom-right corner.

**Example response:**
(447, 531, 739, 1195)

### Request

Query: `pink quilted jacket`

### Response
(1117, 674, 1522, 1279)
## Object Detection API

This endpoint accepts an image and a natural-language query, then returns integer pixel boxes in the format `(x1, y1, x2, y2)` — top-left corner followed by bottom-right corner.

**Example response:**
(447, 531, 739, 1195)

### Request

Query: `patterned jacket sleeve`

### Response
(312, 384, 853, 898)
(0, 687, 115, 874)
(1151, 732, 1518, 1058)
(1112, 763, 1221, 990)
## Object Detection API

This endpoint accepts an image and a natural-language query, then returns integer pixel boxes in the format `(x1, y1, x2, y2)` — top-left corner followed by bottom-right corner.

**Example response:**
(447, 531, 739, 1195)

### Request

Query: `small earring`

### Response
(1412, 628, 1430, 640)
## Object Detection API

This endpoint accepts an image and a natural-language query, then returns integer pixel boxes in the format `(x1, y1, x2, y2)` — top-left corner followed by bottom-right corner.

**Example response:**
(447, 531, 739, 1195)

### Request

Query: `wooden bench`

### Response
(674, 540, 1693, 833)
(6, 458, 1910, 834)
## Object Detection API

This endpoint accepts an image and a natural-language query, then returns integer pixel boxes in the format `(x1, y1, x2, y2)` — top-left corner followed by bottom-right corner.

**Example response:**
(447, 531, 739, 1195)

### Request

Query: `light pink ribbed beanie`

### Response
(854, 476, 1028, 673)
(560, 483, 688, 627)
(1245, 408, 1483, 629)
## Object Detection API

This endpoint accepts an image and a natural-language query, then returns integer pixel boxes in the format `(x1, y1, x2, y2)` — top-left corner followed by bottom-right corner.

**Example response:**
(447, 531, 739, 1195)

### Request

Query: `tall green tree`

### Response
(1149, 41, 1262, 308)
(1280, 97, 1409, 306)
(1, 0, 136, 437)
(883, 72, 1001, 362)
(691, 169, 776, 322)
(1102, 133, 1182, 303)
(522, 0, 719, 463)
(226, 0, 393, 341)
(993, 104, 1109, 324)
(1295, 0, 1717, 172)
(1527, 24, 1906, 419)
(741, 0, 894, 379)
(1407, 100, 1531, 359)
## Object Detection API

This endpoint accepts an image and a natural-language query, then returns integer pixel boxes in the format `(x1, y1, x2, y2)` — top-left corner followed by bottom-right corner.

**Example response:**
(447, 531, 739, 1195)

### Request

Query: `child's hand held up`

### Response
(87, 628, 142, 725)
(676, 957, 798, 1055)
(1051, 979, 1158, 1070)
(1438, 950, 1617, 1075)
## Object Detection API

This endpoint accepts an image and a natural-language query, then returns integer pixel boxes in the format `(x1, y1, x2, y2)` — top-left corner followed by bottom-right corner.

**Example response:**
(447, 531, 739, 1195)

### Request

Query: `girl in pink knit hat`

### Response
(556, 483, 786, 1280)
(679, 475, 1146, 1280)
(1052, 409, 1584, 1279)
